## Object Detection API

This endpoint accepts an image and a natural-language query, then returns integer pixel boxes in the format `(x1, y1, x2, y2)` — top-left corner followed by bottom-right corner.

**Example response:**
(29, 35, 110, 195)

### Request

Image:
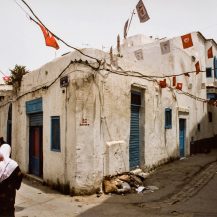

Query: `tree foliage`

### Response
(5, 65, 29, 91)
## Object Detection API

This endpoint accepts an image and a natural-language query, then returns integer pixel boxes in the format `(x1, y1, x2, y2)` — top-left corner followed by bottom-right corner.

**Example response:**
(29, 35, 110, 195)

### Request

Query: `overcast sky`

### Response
(1, 0, 217, 75)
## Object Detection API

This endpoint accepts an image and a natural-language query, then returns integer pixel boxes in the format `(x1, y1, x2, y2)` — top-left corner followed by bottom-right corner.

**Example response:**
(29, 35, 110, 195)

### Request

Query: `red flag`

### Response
(159, 79, 167, 88)
(184, 73, 190, 77)
(207, 46, 213, 59)
(124, 19, 129, 39)
(39, 24, 59, 50)
(136, 0, 150, 23)
(181, 33, 193, 49)
(195, 61, 200, 75)
(176, 83, 182, 90)
(172, 76, 176, 86)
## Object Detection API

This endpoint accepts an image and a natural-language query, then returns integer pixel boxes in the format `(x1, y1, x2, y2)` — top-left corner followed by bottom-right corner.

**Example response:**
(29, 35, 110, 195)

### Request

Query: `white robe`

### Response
(0, 144, 18, 183)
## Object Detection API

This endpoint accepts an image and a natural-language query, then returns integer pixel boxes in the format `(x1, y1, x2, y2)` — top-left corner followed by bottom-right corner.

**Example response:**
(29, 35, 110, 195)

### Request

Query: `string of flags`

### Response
(6, 0, 216, 109)
(14, 0, 99, 63)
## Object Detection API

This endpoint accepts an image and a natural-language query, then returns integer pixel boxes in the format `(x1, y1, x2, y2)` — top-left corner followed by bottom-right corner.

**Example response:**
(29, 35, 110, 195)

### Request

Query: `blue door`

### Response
(129, 92, 141, 169)
(179, 119, 186, 157)
(29, 113, 43, 177)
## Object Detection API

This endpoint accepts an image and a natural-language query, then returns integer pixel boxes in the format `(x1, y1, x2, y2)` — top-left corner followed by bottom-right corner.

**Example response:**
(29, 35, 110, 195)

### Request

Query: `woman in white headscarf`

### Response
(0, 137, 23, 217)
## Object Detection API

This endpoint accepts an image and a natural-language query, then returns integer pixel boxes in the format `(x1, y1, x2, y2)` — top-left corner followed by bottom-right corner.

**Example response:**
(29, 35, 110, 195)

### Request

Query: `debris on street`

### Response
(102, 172, 159, 194)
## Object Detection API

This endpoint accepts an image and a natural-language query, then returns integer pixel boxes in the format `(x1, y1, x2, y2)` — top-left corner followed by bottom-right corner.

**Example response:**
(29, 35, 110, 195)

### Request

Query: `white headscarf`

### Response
(0, 144, 18, 183)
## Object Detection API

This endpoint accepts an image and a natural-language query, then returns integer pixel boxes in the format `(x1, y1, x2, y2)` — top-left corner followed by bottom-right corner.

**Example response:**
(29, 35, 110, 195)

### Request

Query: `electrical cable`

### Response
(4, 0, 217, 108)
(19, 0, 101, 64)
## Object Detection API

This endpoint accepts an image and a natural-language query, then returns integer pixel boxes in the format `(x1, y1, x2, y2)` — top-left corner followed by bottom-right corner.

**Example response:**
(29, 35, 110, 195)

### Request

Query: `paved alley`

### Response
(15, 150, 217, 217)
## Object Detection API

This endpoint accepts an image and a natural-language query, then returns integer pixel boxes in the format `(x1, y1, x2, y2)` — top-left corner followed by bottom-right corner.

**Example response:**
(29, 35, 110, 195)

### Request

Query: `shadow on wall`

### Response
(190, 135, 217, 154)
(189, 107, 217, 155)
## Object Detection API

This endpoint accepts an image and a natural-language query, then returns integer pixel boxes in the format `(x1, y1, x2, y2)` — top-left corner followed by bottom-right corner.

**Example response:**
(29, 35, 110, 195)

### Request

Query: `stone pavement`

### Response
(15, 150, 217, 217)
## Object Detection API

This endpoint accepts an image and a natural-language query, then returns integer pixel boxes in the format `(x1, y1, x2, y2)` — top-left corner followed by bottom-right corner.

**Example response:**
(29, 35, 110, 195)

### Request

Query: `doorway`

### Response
(129, 91, 141, 169)
(7, 104, 12, 146)
(179, 118, 186, 157)
(29, 113, 43, 177)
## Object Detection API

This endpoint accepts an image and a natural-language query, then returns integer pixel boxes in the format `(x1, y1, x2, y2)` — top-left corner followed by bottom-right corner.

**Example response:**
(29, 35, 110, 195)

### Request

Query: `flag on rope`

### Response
(124, 19, 129, 39)
(176, 83, 183, 90)
(181, 33, 193, 49)
(136, 0, 150, 23)
(172, 76, 176, 86)
(110, 46, 113, 63)
(117, 34, 120, 53)
(39, 24, 59, 50)
(159, 79, 167, 88)
(134, 49, 144, 60)
(160, 40, 170, 55)
(207, 46, 213, 59)
(195, 61, 200, 75)
(184, 73, 190, 77)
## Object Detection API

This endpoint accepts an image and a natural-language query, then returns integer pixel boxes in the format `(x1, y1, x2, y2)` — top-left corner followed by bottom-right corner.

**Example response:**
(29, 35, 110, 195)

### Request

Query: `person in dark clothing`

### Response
(0, 137, 23, 217)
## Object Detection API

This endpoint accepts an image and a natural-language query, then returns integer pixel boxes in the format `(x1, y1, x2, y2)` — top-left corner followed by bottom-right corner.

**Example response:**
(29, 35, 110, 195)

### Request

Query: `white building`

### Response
(0, 32, 216, 195)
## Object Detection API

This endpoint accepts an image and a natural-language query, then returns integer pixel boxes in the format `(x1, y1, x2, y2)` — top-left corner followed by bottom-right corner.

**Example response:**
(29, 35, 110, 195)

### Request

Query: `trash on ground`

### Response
(145, 185, 159, 191)
(136, 186, 145, 193)
(117, 181, 131, 193)
(137, 172, 149, 179)
(102, 171, 159, 194)
(130, 168, 142, 175)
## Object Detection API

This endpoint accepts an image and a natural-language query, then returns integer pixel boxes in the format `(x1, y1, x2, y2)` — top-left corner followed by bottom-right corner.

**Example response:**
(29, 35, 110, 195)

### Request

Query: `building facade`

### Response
(0, 32, 216, 195)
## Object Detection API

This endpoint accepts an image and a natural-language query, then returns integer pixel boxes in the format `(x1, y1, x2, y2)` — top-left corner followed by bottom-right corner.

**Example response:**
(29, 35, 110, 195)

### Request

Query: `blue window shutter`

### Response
(51, 116, 61, 151)
(26, 98, 42, 114)
(214, 57, 217, 79)
(165, 108, 172, 129)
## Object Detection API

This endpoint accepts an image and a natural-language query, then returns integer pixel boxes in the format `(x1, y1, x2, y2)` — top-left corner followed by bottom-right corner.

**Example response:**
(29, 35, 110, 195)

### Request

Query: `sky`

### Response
(1, 0, 217, 76)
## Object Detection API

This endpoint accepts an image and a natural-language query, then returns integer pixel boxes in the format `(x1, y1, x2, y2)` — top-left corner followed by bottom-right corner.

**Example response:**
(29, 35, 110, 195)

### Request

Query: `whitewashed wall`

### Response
(0, 33, 216, 194)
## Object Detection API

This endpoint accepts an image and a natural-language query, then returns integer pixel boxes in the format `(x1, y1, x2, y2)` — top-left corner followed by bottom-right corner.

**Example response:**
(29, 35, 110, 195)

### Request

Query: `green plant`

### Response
(5, 65, 29, 90)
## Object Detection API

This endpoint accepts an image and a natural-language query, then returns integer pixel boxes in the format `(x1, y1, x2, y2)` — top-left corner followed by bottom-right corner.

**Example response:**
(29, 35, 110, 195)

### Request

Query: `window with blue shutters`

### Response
(51, 116, 61, 151)
(165, 108, 172, 129)
(214, 57, 217, 79)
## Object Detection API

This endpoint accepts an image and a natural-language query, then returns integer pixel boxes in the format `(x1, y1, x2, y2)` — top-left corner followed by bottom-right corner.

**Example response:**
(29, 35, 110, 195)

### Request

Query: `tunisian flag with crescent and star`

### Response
(39, 24, 59, 50)
(181, 33, 193, 49)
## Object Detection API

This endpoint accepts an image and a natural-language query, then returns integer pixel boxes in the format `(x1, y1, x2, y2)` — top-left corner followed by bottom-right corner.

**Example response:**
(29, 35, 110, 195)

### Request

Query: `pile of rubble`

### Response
(103, 170, 159, 194)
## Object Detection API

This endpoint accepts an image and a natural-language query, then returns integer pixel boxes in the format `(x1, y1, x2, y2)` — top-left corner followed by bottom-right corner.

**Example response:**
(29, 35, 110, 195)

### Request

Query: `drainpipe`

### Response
(64, 87, 68, 192)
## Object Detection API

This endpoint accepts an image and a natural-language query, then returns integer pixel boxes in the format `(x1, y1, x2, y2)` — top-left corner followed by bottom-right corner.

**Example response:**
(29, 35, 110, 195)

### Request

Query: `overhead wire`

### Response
(13, 0, 32, 19)
(4, 0, 216, 108)
(0, 70, 7, 77)
(19, 0, 101, 65)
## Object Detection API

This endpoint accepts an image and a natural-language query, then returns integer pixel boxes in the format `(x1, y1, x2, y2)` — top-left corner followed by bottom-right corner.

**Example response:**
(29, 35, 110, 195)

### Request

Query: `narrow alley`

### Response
(15, 150, 217, 217)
